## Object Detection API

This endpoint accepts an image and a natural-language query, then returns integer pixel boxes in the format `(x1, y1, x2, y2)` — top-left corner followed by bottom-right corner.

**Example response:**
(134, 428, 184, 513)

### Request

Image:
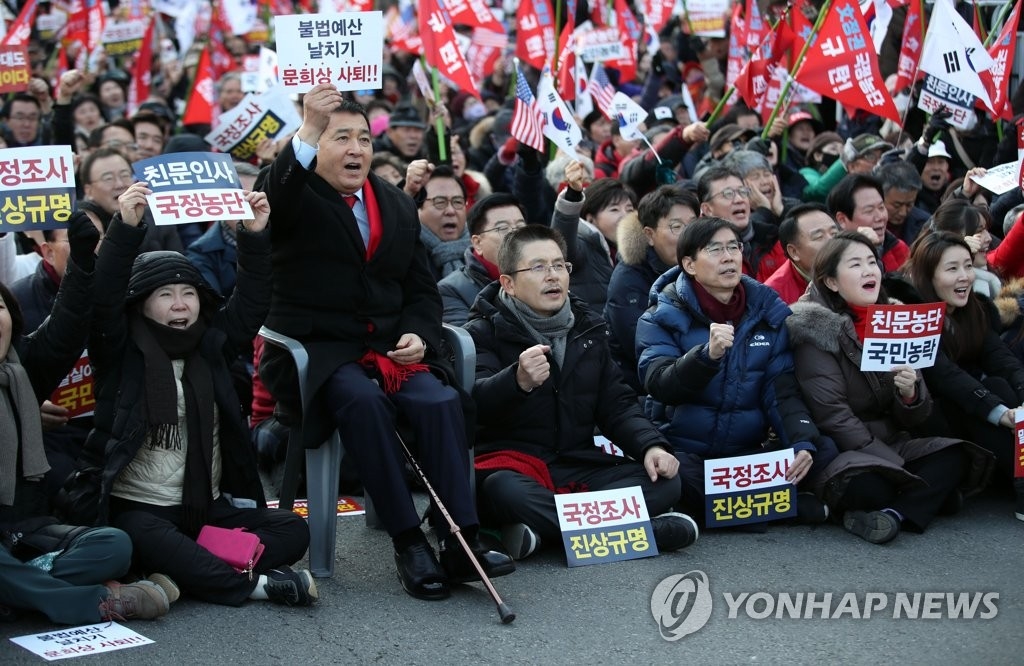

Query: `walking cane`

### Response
(394, 430, 516, 624)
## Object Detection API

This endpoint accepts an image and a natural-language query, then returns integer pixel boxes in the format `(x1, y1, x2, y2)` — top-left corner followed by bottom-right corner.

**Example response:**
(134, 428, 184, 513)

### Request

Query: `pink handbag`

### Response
(196, 526, 265, 580)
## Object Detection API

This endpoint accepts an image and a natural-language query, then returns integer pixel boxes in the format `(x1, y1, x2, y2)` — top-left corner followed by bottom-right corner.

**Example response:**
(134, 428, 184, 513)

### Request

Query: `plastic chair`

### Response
(258, 324, 477, 578)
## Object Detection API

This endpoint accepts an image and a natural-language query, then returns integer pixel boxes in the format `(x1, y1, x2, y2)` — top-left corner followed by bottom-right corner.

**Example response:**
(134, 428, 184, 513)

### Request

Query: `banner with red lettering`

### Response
(981, 0, 1021, 120)
(1, 0, 39, 47)
(892, 0, 923, 92)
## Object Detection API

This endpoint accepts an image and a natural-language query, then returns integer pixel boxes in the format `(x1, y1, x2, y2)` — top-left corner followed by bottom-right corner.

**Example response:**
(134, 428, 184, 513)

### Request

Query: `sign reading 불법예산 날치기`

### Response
(204, 86, 302, 161)
(704, 449, 796, 527)
(0, 145, 75, 232)
(554, 486, 659, 567)
(859, 303, 945, 372)
(9, 622, 153, 661)
(132, 152, 254, 227)
(274, 12, 384, 93)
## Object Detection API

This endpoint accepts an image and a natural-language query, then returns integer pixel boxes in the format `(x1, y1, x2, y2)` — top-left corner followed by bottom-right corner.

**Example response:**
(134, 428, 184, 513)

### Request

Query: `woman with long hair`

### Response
(787, 231, 993, 543)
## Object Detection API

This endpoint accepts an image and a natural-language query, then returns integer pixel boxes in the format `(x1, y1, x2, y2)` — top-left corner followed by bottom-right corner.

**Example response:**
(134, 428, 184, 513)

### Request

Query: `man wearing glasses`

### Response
(438, 192, 526, 326)
(2, 93, 49, 148)
(697, 165, 786, 280)
(415, 165, 470, 281)
(465, 225, 698, 560)
(259, 85, 513, 602)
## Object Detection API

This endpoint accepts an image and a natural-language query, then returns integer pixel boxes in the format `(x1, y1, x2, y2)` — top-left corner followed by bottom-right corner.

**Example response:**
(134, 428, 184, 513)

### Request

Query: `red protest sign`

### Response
(0, 45, 30, 93)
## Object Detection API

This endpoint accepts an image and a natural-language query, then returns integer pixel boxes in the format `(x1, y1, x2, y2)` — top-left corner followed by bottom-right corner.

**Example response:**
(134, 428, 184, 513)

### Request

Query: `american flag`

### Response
(511, 66, 546, 152)
(590, 62, 616, 120)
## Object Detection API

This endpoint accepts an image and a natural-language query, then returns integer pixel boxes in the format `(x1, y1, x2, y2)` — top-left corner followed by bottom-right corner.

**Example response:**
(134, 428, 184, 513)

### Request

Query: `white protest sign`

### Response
(132, 152, 255, 227)
(10, 623, 153, 661)
(205, 86, 303, 160)
(577, 27, 627, 63)
(703, 448, 796, 527)
(970, 161, 1021, 196)
(553, 486, 658, 566)
(274, 12, 384, 93)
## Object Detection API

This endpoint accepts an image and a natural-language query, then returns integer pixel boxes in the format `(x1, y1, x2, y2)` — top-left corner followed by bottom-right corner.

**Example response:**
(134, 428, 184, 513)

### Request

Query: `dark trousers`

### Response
(324, 363, 476, 538)
(835, 445, 967, 531)
(478, 462, 682, 544)
(0, 527, 131, 625)
(932, 376, 1017, 482)
(110, 496, 310, 606)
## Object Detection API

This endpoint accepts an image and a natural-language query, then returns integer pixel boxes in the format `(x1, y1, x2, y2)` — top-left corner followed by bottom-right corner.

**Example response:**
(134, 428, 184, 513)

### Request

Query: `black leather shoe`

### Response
(394, 542, 450, 601)
(440, 535, 516, 584)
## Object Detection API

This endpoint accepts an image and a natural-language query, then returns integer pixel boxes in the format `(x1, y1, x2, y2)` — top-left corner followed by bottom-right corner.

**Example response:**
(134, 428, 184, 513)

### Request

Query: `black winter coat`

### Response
(465, 283, 669, 466)
(67, 217, 269, 525)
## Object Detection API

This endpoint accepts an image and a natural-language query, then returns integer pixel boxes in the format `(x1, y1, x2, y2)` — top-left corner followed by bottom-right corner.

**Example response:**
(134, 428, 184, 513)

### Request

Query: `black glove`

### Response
(922, 108, 952, 144)
(651, 51, 666, 76)
(67, 210, 100, 272)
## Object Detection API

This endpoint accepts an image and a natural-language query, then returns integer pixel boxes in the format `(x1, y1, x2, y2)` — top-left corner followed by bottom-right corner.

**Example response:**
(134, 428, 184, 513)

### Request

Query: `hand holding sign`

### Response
(892, 365, 918, 401)
(118, 182, 150, 227)
(707, 323, 734, 360)
(244, 190, 271, 233)
(999, 408, 1017, 429)
(298, 83, 344, 145)
(785, 450, 813, 485)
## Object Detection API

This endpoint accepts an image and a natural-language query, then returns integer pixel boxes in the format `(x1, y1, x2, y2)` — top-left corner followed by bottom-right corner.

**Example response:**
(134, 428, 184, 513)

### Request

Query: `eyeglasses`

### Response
(104, 139, 139, 151)
(664, 220, 690, 235)
(701, 241, 744, 258)
(509, 262, 573, 276)
(708, 187, 751, 202)
(428, 196, 466, 211)
(478, 222, 526, 236)
(92, 170, 134, 186)
(10, 113, 39, 122)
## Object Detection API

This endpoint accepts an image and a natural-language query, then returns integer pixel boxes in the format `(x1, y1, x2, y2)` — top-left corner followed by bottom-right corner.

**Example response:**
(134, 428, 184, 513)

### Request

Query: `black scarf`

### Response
(130, 314, 215, 534)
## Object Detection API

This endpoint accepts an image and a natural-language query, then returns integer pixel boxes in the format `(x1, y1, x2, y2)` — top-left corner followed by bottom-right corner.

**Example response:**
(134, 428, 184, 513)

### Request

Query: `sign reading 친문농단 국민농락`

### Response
(860, 303, 945, 372)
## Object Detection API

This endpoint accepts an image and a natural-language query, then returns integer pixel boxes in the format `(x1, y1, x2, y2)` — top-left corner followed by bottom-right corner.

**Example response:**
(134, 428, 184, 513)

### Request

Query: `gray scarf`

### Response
(499, 289, 575, 368)
(420, 227, 470, 278)
(0, 348, 50, 506)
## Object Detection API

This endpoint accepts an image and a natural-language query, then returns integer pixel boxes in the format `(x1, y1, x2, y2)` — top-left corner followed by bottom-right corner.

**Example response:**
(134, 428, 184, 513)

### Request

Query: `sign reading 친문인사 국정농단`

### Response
(554, 486, 658, 567)
(860, 303, 945, 372)
(704, 448, 796, 527)
(133, 152, 254, 227)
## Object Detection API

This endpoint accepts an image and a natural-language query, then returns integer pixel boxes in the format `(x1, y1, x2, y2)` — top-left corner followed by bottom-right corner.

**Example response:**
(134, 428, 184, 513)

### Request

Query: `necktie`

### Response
(343, 194, 358, 208)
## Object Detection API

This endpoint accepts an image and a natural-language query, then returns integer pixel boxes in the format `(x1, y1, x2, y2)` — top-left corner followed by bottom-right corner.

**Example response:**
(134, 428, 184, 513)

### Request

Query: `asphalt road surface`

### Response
(2, 493, 1021, 665)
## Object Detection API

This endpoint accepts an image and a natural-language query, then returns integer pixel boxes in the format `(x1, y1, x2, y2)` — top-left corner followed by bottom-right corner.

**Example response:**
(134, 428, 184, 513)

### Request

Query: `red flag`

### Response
(419, 0, 481, 98)
(734, 21, 793, 112)
(555, 22, 575, 100)
(515, 0, 556, 71)
(892, 0, 924, 91)
(794, 0, 900, 123)
(725, 2, 746, 92)
(182, 47, 216, 126)
(604, 0, 638, 82)
(1, 0, 38, 46)
(466, 28, 507, 86)
(51, 46, 68, 100)
(445, 0, 504, 34)
(127, 16, 156, 115)
(642, 0, 676, 34)
(980, 0, 1021, 120)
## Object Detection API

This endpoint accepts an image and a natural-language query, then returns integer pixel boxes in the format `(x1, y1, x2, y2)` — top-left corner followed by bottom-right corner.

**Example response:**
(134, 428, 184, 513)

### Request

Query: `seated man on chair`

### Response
(464, 225, 699, 559)
(258, 84, 513, 600)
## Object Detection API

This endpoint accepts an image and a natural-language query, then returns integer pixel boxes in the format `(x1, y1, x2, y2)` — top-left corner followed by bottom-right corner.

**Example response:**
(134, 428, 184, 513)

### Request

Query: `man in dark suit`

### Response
(258, 85, 512, 601)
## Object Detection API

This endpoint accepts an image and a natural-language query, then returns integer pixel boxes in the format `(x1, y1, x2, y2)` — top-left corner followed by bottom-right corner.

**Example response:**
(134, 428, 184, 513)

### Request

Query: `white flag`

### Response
(611, 92, 648, 141)
(537, 64, 583, 151)
(919, 0, 995, 109)
(574, 47, 594, 120)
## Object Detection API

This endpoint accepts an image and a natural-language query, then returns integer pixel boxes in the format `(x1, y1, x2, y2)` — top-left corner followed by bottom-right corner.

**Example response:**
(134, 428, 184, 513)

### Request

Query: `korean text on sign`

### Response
(205, 87, 302, 161)
(704, 449, 797, 527)
(554, 486, 659, 567)
(50, 351, 95, 420)
(133, 152, 254, 227)
(860, 303, 945, 371)
(0, 44, 30, 93)
(0, 145, 76, 232)
(917, 75, 976, 131)
(275, 12, 384, 92)
(9, 622, 154, 661)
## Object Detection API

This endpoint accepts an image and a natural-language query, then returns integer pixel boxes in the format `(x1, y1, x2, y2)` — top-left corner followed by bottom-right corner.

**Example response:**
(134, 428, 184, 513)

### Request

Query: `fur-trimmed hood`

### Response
(615, 211, 650, 266)
(786, 299, 849, 354)
(994, 277, 1024, 328)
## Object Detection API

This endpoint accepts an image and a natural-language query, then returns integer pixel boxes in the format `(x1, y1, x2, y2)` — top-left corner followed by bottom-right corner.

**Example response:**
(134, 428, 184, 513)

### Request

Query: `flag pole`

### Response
(760, 0, 833, 140)
(893, 0, 927, 146)
(421, 54, 447, 162)
(984, 0, 1017, 48)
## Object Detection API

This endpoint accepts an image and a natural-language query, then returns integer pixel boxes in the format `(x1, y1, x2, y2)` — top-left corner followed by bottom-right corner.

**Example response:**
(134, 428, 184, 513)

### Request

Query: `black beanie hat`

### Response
(126, 251, 222, 311)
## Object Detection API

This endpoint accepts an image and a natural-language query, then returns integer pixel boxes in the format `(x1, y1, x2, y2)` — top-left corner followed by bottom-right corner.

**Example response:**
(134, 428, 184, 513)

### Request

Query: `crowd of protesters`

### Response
(2, 0, 1023, 627)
